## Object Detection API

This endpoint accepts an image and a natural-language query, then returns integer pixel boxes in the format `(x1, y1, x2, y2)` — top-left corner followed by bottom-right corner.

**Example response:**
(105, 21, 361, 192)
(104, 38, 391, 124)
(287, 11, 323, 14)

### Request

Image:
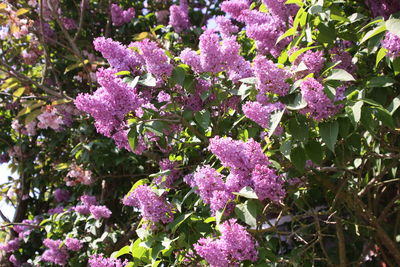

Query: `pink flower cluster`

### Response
(41, 239, 69, 266)
(0, 238, 20, 253)
(155, 158, 181, 188)
(65, 164, 93, 186)
(194, 219, 258, 266)
(293, 50, 326, 76)
(180, 30, 252, 81)
(74, 68, 144, 151)
(89, 254, 128, 267)
(382, 32, 400, 59)
(300, 77, 340, 121)
(37, 107, 64, 130)
(242, 101, 285, 129)
(111, 4, 135, 26)
(262, 0, 298, 20)
(54, 188, 70, 202)
(169, 0, 190, 32)
(123, 185, 173, 224)
(65, 238, 83, 251)
(74, 195, 112, 219)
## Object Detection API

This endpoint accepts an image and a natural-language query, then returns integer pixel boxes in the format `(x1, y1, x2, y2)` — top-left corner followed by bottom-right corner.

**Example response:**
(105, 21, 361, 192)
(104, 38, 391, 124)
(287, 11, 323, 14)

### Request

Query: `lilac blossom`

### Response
(89, 254, 128, 267)
(194, 219, 258, 266)
(382, 32, 400, 59)
(251, 164, 285, 202)
(123, 185, 173, 224)
(293, 50, 325, 76)
(169, 0, 190, 32)
(155, 158, 181, 188)
(300, 77, 339, 121)
(42, 239, 69, 266)
(37, 108, 63, 130)
(215, 16, 239, 38)
(65, 238, 83, 251)
(242, 101, 285, 129)
(111, 4, 135, 26)
(0, 238, 20, 253)
(262, 0, 298, 20)
(48, 206, 64, 214)
(54, 188, 70, 202)
(89, 205, 112, 219)
(221, 0, 250, 22)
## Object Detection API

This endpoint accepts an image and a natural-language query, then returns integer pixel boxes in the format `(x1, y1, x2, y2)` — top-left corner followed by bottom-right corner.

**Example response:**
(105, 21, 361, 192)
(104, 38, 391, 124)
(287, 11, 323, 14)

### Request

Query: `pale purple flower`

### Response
(65, 238, 83, 251)
(262, 0, 298, 20)
(221, 0, 250, 22)
(9, 254, 22, 267)
(42, 239, 69, 266)
(62, 17, 77, 30)
(89, 254, 128, 267)
(89, 205, 112, 219)
(382, 32, 400, 59)
(54, 189, 70, 202)
(37, 108, 63, 130)
(251, 164, 285, 202)
(111, 4, 135, 26)
(293, 50, 325, 76)
(242, 101, 285, 129)
(48, 206, 64, 214)
(169, 0, 190, 32)
(215, 16, 239, 38)
(0, 238, 20, 253)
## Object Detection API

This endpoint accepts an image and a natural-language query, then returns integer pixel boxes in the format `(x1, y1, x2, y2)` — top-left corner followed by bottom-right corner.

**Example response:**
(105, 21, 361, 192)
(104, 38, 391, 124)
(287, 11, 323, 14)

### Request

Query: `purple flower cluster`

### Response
(253, 55, 290, 97)
(194, 219, 258, 266)
(365, 0, 400, 19)
(62, 17, 77, 30)
(262, 0, 298, 20)
(242, 101, 285, 129)
(89, 205, 112, 219)
(252, 164, 286, 202)
(13, 219, 37, 238)
(0, 238, 20, 253)
(155, 158, 181, 187)
(111, 4, 135, 26)
(300, 77, 339, 121)
(293, 50, 325, 76)
(37, 108, 63, 130)
(74, 68, 144, 151)
(65, 238, 83, 251)
(382, 32, 400, 59)
(93, 37, 143, 73)
(169, 0, 190, 33)
(330, 47, 356, 74)
(180, 30, 251, 81)
(42, 239, 69, 266)
(48, 206, 65, 214)
(89, 254, 128, 267)
(221, 0, 250, 22)
(54, 188, 70, 202)
(123, 185, 173, 224)
(9, 254, 21, 267)
(135, 39, 173, 81)
(215, 16, 238, 38)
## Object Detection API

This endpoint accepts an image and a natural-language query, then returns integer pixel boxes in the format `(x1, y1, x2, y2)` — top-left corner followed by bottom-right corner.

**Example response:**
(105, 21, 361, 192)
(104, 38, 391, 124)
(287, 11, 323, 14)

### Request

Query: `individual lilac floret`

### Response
(111, 4, 135, 26)
(89, 205, 112, 219)
(194, 219, 258, 266)
(0, 238, 20, 253)
(215, 16, 239, 38)
(382, 32, 400, 59)
(300, 77, 339, 121)
(123, 185, 173, 224)
(54, 189, 70, 202)
(208, 136, 269, 172)
(221, 0, 250, 22)
(253, 55, 290, 97)
(169, 0, 190, 33)
(242, 101, 285, 129)
(65, 238, 83, 251)
(89, 254, 128, 267)
(251, 164, 285, 202)
(42, 239, 69, 266)
(262, 0, 298, 20)
(93, 37, 143, 73)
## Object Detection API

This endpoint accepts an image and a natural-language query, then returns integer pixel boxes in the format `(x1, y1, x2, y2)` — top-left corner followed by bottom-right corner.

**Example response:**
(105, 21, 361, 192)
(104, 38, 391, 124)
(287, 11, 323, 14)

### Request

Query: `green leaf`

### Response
(316, 23, 336, 44)
(171, 66, 186, 86)
(374, 107, 395, 129)
(167, 212, 193, 233)
(360, 24, 386, 44)
(376, 47, 388, 67)
(194, 110, 211, 130)
(111, 245, 131, 258)
(290, 146, 306, 173)
(325, 69, 355, 82)
(386, 19, 400, 36)
(393, 57, 400, 76)
(276, 27, 296, 44)
(139, 73, 157, 87)
(234, 200, 259, 227)
(268, 108, 285, 137)
(145, 121, 168, 136)
(286, 94, 307, 110)
(131, 238, 147, 260)
(128, 124, 138, 151)
(115, 70, 131, 76)
(280, 139, 292, 160)
(288, 118, 308, 142)
(388, 95, 400, 115)
(351, 101, 364, 123)
(305, 140, 323, 165)
(234, 186, 258, 199)
(289, 46, 320, 63)
(319, 121, 339, 152)
(366, 76, 396, 88)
